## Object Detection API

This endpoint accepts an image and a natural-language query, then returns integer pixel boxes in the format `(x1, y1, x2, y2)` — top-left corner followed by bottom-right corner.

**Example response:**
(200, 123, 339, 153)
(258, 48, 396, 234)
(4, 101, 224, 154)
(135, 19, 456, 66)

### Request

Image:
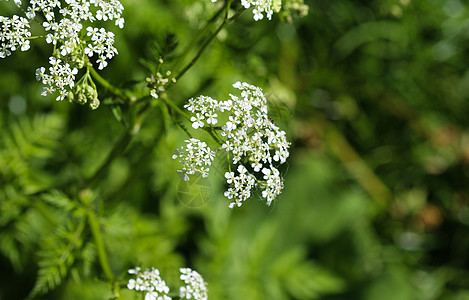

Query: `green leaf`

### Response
(29, 218, 86, 298)
(273, 247, 345, 299)
(41, 190, 76, 212)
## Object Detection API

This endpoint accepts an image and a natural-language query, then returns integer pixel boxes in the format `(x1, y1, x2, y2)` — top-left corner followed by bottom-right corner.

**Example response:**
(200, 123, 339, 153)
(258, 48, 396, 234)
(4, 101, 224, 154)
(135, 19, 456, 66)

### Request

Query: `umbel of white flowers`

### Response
(173, 82, 290, 209)
(211, 0, 282, 20)
(1, 0, 124, 108)
(127, 267, 208, 300)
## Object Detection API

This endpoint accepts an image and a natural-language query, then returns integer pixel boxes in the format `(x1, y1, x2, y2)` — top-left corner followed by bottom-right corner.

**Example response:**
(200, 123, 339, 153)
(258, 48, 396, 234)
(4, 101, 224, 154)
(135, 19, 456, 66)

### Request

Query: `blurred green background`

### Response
(2, 0, 469, 299)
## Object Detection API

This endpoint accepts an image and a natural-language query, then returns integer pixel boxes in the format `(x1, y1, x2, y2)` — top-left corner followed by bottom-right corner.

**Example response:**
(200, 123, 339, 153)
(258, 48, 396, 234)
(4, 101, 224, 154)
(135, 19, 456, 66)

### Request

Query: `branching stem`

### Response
(170, 3, 226, 75)
(175, 5, 232, 82)
(88, 65, 133, 102)
(160, 93, 191, 121)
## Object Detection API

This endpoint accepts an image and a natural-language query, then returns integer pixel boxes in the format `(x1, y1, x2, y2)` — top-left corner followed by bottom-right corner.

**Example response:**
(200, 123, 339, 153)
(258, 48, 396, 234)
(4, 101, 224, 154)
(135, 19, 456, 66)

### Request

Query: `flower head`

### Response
(179, 268, 208, 300)
(0, 15, 31, 58)
(211, 0, 281, 20)
(127, 267, 171, 300)
(176, 82, 290, 208)
(2, 0, 125, 108)
(173, 138, 216, 181)
(127, 266, 208, 300)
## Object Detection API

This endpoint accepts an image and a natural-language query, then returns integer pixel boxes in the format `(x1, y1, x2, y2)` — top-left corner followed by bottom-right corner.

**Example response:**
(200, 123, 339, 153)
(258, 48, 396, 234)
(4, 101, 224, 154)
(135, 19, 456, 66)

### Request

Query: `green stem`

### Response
(84, 129, 132, 189)
(87, 208, 114, 282)
(83, 100, 155, 190)
(25, 36, 44, 40)
(171, 3, 226, 75)
(88, 65, 131, 101)
(63, 216, 87, 263)
(161, 93, 191, 121)
(175, 15, 228, 82)
(169, 1, 237, 85)
(227, 6, 245, 22)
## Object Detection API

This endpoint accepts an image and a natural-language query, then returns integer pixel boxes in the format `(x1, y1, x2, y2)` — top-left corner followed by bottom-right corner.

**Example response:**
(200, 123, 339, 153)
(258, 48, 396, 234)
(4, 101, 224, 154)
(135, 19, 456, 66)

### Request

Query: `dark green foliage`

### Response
(0, 114, 65, 273)
(2, 0, 469, 299)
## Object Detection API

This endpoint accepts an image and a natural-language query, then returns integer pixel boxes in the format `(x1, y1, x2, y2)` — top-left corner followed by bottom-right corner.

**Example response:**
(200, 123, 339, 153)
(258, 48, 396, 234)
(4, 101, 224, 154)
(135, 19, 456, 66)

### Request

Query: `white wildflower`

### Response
(127, 267, 171, 300)
(173, 138, 216, 181)
(221, 82, 290, 208)
(179, 81, 290, 208)
(84, 26, 118, 70)
(0, 15, 31, 58)
(211, 0, 281, 20)
(179, 268, 208, 300)
(2, 0, 125, 107)
(190, 113, 205, 129)
(36, 57, 78, 101)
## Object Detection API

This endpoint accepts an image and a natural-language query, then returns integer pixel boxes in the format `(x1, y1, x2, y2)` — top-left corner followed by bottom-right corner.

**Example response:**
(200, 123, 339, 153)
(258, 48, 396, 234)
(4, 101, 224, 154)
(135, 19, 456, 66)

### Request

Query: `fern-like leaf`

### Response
(29, 218, 86, 298)
(1, 113, 64, 193)
(41, 190, 76, 212)
(6, 113, 63, 161)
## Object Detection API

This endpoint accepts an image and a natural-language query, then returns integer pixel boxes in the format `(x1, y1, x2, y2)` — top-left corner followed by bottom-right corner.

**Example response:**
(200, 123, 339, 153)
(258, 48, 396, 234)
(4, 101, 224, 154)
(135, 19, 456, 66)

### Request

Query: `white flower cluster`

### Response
(1, 0, 124, 106)
(184, 96, 221, 129)
(35, 57, 78, 100)
(127, 267, 208, 300)
(211, 0, 281, 21)
(25, 0, 124, 28)
(0, 15, 31, 58)
(84, 26, 118, 70)
(181, 82, 290, 208)
(179, 268, 208, 300)
(127, 267, 171, 300)
(172, 138, 216, 181)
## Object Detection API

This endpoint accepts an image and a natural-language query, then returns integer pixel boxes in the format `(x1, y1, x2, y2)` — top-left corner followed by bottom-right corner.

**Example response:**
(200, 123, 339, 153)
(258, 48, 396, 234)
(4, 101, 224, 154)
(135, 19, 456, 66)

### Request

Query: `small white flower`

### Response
(35, 67, 45, 81)
(225, 171, 235, 184)
(206, 111, 218, 125)
(115, 17, 125, 29)
(251, 161, 262, 172)
(37, 57, 78, 101)
(223, 120, 236, 131)
(190, 113, 205, 129)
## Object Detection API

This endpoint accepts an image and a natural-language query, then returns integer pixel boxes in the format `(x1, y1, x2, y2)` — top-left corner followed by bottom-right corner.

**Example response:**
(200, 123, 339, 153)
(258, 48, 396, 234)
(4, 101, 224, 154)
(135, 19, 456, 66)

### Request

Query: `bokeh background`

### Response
(2, 0, 469, 299)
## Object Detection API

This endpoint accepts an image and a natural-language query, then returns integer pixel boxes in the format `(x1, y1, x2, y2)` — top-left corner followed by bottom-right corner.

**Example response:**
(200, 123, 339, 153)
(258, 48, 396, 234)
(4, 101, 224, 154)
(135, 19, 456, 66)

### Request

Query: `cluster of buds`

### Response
(127, 267, 208, 300)
(176, 82, 290, 208)
(147, 58, 177, 99)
